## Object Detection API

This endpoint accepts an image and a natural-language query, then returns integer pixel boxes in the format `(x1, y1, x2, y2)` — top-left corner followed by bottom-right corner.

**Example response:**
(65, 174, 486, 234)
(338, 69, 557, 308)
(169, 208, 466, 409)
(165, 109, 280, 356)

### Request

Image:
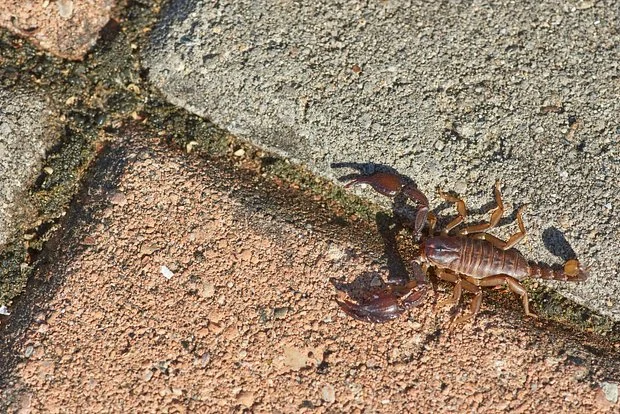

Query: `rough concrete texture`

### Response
(1, 136, 618, 413)
(0, 89, 57, 247)
(0, 0, 113, 60)
(145, 0, 620, 321)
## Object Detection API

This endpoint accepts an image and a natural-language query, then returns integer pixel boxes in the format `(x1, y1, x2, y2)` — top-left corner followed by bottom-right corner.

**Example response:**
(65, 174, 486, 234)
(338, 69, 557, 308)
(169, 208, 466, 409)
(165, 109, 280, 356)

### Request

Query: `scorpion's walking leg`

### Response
(437, 190, 468, 235)
(457, 180, 505, 236)
(435, 269, 479, 308)
(428, 273, 485, 324)
(463, 275, 537, 319)
(452, 290, 484, 325)
(469, 206, 527, 250)
(433, 271, 486, 324)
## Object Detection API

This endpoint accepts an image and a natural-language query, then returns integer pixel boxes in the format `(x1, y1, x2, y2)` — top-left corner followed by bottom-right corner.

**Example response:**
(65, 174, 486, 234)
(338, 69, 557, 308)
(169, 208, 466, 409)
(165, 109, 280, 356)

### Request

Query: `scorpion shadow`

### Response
(331, 161, 400, 181)
(542, 227, 577, 262)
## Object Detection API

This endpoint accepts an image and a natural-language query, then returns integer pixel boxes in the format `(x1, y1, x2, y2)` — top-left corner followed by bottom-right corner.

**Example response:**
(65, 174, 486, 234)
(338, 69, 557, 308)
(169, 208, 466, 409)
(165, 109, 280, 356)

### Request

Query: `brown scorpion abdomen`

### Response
(425, 236, 530, 280)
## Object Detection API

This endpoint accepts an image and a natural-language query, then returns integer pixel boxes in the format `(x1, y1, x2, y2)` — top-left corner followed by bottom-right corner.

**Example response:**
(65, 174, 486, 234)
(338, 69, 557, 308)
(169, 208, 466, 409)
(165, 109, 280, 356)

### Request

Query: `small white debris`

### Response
(142, 369, 153, 382)
(24, 345, 34, 358)
(202, 283, 215, 298)
(321, 384, 335, 404)
(576, 0, 595, 10)
(459, 124, 476, 138)
(370, 275, 383, 287)
(0, 305, 10, 316)
(233, 148, 245, 157)
(57, 0, 74, 19)
(186, 141, 199, 153)
(43, 166, 54, 175)
(453, 180, 467, 194)
(160, 266, 174, 280)
(601, 382, 619, 404)
(326, 244, 346, 261)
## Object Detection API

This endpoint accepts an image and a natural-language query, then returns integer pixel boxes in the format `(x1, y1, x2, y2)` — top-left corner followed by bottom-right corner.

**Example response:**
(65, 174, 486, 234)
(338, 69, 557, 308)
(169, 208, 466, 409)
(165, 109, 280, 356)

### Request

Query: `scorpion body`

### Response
(423, 235, 584, 282)
(335, 172, 588, 324)
(423, 236, 530, 280)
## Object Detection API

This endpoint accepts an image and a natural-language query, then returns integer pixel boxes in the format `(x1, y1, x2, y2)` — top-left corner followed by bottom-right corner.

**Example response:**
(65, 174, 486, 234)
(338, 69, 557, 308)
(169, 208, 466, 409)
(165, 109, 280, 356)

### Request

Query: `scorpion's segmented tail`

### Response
(528, 259, 589, 282)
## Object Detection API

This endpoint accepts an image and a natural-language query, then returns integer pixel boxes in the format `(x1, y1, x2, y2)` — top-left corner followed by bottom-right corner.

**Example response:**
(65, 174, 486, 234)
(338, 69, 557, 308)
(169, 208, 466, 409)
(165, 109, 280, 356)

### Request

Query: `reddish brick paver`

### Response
(1, 137, 616, 413)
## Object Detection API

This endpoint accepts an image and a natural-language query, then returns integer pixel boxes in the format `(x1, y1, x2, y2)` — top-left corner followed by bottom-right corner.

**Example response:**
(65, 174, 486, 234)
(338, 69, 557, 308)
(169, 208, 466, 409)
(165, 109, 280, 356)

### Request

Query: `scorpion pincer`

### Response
(336, 172, 589, 324)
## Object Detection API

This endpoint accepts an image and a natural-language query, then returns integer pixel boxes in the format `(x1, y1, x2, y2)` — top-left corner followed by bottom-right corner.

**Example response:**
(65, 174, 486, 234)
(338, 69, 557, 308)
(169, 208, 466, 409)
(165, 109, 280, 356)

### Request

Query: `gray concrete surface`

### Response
(145, 1, 620, 320)
(0, 89, 56, 247)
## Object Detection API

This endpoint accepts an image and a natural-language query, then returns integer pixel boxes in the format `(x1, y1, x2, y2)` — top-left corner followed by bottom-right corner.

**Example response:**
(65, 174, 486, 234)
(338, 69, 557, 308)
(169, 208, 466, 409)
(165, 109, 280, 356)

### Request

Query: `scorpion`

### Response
(336, 171, 589, 324)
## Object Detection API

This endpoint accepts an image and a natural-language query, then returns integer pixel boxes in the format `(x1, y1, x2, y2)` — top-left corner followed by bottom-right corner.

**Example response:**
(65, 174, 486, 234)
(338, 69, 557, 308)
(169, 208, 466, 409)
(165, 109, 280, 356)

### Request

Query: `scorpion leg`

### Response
(469, 206, 527, 250)
(434, 269, 462, 306)
(427, 211, 438, 235)
(434, 270, 485, 325)
(437, 189, 468, 235)
(463, 275, 537, 319)
(457, 180, 505, 236)
(452, 291, 483, 325)
(435, 269, 479, 309)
